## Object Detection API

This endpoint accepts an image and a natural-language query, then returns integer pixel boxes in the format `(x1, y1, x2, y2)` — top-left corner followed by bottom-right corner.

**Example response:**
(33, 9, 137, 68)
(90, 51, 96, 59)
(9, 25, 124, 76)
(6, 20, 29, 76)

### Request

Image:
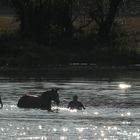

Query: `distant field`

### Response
(0, 15, 18, 30)
(119, 17, 140, 31)
(0, 15, 140, 31)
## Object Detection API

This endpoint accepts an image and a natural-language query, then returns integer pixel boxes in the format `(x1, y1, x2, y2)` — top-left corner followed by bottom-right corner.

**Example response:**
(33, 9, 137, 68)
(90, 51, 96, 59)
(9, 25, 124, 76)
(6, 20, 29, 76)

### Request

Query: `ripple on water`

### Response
(0, 76, 140, 139)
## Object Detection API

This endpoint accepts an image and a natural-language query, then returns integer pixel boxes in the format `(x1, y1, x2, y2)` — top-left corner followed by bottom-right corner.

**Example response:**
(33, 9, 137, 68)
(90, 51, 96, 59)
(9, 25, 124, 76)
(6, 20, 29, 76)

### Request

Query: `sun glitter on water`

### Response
(119, 83, 131, 89)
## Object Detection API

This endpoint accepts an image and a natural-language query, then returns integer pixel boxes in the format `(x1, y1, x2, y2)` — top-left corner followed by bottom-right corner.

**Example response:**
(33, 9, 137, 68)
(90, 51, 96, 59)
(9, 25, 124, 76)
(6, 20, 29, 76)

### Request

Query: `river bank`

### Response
(0, 64, 140, 80)
(0, 16, 140, 66)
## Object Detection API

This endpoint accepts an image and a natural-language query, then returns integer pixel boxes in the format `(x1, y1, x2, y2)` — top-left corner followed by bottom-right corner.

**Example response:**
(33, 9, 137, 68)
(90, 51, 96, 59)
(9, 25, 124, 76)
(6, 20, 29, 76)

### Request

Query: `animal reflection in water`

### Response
(17, 88, 60, 111)
(68, 95, 85, 110)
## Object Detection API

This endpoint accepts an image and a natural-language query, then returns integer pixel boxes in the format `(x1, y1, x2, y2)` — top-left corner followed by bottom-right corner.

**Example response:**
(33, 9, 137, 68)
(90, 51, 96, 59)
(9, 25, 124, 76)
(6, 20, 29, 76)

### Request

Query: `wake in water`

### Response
(0, 76, 140, 139)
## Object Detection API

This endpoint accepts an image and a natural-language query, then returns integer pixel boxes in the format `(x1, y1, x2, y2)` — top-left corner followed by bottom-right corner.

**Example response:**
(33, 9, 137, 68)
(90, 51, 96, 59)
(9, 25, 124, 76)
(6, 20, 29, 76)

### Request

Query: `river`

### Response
(0, 67, 140, 140)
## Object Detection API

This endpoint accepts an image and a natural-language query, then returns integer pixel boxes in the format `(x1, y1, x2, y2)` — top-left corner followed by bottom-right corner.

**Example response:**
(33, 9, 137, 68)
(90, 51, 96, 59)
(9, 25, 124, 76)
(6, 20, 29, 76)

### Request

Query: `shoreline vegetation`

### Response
(0, 16, 140, 67)
(1, 63, 140, 77)
(0, 5, 140, 67)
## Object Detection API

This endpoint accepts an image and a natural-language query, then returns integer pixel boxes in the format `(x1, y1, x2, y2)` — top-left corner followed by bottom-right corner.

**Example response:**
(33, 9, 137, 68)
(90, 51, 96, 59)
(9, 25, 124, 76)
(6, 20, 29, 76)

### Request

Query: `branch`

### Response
(72, 16, 78, 23)
(77, 18, 94, 31)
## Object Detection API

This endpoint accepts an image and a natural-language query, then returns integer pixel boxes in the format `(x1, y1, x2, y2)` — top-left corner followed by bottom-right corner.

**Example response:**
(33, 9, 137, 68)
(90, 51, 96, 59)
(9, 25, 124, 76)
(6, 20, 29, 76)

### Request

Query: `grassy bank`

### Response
(0, 16, 140, 67)
(0, 15, 18, 30)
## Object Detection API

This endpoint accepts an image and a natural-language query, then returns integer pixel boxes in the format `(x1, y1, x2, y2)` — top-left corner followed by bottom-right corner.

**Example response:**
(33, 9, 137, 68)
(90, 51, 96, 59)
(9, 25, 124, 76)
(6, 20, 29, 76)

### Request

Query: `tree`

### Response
(11, 0, 76, 41)
(0, 0, 10, 6)
(11, 0, 123, 44)
(89, 0, 123, 41)
(99, 0, 122, 38)
(52, 0, 74, 39)
(11, 0, 51, 40)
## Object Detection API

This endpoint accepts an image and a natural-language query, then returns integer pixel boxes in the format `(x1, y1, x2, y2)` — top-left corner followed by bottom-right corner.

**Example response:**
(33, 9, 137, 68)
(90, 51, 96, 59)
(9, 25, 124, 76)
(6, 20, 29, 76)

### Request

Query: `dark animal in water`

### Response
(17, 89, 60, 111)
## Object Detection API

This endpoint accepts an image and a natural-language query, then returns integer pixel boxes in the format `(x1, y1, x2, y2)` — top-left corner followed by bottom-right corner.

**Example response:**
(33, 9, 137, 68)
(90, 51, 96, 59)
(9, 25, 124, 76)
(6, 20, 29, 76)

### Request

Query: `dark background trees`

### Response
(0, 0, 140, 66)
(96, 0, 122, 40)
(11, 0, 52, 42)
(10, 0, 123, 43)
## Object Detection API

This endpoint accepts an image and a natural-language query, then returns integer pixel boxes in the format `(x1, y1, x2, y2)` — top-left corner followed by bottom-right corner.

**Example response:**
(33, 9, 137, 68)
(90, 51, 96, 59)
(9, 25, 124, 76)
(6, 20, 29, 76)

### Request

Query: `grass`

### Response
(0, 16, 140, 30)
(119, 17, 140, 31)
(0, 15, 18, 30)
(115, 17, 140, 48)
(0, 15, 140, 34)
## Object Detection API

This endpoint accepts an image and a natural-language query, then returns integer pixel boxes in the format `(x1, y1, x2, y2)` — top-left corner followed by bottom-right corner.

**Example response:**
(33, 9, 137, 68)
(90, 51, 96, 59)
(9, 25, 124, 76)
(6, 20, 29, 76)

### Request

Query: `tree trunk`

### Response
(98, 0, 122, 40)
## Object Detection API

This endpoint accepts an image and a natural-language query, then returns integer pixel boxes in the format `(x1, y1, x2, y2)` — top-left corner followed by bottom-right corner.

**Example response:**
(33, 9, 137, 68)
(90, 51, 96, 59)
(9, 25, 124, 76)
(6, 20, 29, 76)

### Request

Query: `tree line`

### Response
(3, 0, 123, 45)
(0, 0, 140, 66)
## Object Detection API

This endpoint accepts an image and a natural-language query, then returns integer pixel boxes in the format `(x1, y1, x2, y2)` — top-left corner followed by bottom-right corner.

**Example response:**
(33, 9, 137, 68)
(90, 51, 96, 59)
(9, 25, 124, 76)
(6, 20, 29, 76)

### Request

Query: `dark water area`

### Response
(0, 67, 140, 140)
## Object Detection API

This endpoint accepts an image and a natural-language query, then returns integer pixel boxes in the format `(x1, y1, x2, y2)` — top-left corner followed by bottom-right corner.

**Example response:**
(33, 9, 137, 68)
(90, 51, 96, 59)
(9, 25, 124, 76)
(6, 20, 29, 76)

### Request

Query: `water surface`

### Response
(0, 68, 140, 140)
